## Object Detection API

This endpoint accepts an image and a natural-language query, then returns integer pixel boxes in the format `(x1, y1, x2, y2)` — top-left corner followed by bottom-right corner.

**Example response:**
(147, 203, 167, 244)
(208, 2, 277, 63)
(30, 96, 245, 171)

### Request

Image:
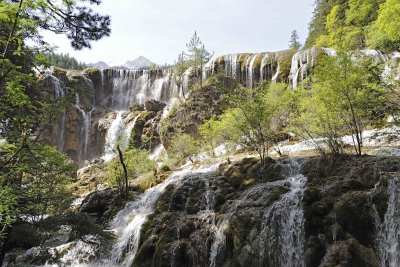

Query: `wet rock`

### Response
(144, 99, 166, 112)
(320, 239, 378, 267)
(80, 189, 119, 219)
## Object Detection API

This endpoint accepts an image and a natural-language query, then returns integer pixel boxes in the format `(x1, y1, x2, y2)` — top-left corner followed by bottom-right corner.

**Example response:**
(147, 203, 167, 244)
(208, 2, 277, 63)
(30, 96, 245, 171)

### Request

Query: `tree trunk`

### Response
(116, 145, 128, 197)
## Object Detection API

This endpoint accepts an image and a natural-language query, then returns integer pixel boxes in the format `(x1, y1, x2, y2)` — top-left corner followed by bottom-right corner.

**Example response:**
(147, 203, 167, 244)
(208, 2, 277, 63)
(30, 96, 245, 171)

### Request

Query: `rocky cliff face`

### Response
(40, 48, 399, 164)
(6, 154, 400, 266)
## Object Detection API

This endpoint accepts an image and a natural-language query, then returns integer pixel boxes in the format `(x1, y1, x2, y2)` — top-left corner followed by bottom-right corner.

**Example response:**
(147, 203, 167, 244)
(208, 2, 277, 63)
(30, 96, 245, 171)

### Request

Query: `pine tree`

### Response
(185, 31, 213, 86)
(289, 30, 302, 50)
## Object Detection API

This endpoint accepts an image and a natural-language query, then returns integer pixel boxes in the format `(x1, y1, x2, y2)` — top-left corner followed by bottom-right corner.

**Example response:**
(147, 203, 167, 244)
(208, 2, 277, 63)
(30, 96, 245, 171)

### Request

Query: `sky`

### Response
(42, 0, 315, 65)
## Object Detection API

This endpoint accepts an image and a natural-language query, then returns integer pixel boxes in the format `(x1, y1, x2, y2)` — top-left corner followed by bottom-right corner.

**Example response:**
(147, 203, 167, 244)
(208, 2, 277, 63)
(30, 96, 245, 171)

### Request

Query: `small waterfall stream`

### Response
(209, 159, 307, 267)
(75, 94, 93, 162)
(49, 75, 66, 151)
(102, 112, 140, 162)
(260, 161, 307, 267)
(93, 163, 220, 266)
(377, 177, 400, 267)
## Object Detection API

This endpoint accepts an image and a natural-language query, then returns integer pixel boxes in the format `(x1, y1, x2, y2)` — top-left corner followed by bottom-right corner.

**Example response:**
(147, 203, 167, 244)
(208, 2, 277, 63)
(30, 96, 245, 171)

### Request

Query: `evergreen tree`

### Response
(185, 31, 213, 86)
(289, 30, 302, 50)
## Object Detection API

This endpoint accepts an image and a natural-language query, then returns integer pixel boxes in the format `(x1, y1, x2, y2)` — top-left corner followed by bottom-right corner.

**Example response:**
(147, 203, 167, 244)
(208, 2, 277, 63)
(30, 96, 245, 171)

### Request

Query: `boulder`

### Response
(80, 189, 119, 219)
(144, 99, 166, 112)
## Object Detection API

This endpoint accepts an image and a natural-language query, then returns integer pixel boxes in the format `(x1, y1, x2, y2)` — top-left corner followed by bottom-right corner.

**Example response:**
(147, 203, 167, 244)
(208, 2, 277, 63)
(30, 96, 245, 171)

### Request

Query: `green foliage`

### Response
(289, 30, 302, 50)
(6, 142, 75, 221)
(185, 31, 213, 85)
(46, 52, 87, 70)
(0, 186, 17, 238)
(290, 53, 387, 155)
(168, 133, 199, 164)
(305, 0, 400, 51)
(107, 149, 154, 193)
(0, 0, 110, 258)
(367, 0, 400, 51)
(201, 83, 292, 164)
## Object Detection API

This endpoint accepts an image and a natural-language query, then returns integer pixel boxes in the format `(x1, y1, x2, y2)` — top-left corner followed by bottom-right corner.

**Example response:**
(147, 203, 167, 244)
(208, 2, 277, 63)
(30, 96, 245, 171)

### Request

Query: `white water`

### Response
(247, 54, 259, 88)
(260, 160, 307, 267)
(224, 54, 238, 78)
(102, 111, 126, 162)
(260, 53, 270, 82)
(94, 163, 220, 266)
(121, 114, 140, 149)
(377, 177, 400, 267)
(48, 75, 67, 151)
(100, 69, 180, 110)
(209, 160, 307, 267)
(75, 94, 93, 161)
(208, 188, 252, 267)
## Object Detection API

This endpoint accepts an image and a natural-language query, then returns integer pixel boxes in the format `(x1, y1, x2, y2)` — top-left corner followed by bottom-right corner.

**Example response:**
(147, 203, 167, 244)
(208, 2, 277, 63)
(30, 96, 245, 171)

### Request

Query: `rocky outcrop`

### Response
(133, 158, 294, 266)
(302, 155, 400, 267)
(130, 155, 400, 267)
(129, 100, 165, 150)
(160, 74, 236, 148)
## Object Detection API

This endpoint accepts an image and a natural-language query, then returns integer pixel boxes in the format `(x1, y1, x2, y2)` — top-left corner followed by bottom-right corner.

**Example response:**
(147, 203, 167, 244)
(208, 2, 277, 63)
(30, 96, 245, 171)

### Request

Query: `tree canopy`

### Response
(305, 0, 399, 52)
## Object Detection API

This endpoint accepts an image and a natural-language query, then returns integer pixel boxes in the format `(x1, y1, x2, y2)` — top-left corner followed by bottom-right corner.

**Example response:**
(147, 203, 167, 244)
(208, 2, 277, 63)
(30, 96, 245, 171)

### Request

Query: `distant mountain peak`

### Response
(124, 56, 154, 70)
(88, 61, 109, 69)
(89, 56, 155, 70)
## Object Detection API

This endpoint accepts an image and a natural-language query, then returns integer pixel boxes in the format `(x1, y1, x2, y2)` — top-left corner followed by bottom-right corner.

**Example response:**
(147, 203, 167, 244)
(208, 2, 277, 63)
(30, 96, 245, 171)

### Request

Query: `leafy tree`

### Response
(291, 53, 387, 155)
(0, 186, 17, 239)
(0, 0, 110, 264)
(305, 0, 400, 51)
(168, 133, 199, 164)
(289, 30, 302, 50)
(107, 149, 154, 196)
(367, 0, 400, 52)
(203, 83, 292, 165)
(172, 51, 189, 97)
(304, 0, 340, 48)
(185, 31, 213, 86)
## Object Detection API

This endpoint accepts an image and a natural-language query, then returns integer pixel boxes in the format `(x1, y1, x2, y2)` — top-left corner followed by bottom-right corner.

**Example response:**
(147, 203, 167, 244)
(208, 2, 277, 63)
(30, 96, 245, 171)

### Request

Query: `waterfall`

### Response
(377, 177, 400, 267)
(93, 163, 220, 266)
(247, 54, 259, 88)
(102, 111, 126, 162)
(209, 159, 307, 267)
(121, 114, 140, 149)
(224, 54, 238, 78)
(48, 75, 66, 151)
(101, 69, 179, 110)
(260, 53, 270, 82)
(75, 94, 92, 161)
(209, 188, 253, 267)
(289, 49, 318, 88)
(260, 161, 307, 267)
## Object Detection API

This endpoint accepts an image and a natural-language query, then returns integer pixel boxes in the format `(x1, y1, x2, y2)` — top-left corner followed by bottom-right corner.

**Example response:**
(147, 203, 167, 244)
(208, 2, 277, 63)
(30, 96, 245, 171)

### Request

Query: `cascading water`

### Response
(260, 53, 270, 82)
(225, 54, 238, 78)
(91, 163, 220, 266)
(48, 75, 66, 151)
(100, 68, 179, 110)
(102, 111, 126, 162)
(209, 159, 307, 267)
(75, 94, 93, 162)
(377, 177, 400, 267)
(248, 54, 259, 88)
(260, 160, 307, 267)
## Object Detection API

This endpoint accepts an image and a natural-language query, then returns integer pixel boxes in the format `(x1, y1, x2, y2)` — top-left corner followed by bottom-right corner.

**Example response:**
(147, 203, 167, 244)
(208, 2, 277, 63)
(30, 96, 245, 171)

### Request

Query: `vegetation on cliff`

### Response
(305, 0, 400, 51)
(0, 0, 110, 263)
